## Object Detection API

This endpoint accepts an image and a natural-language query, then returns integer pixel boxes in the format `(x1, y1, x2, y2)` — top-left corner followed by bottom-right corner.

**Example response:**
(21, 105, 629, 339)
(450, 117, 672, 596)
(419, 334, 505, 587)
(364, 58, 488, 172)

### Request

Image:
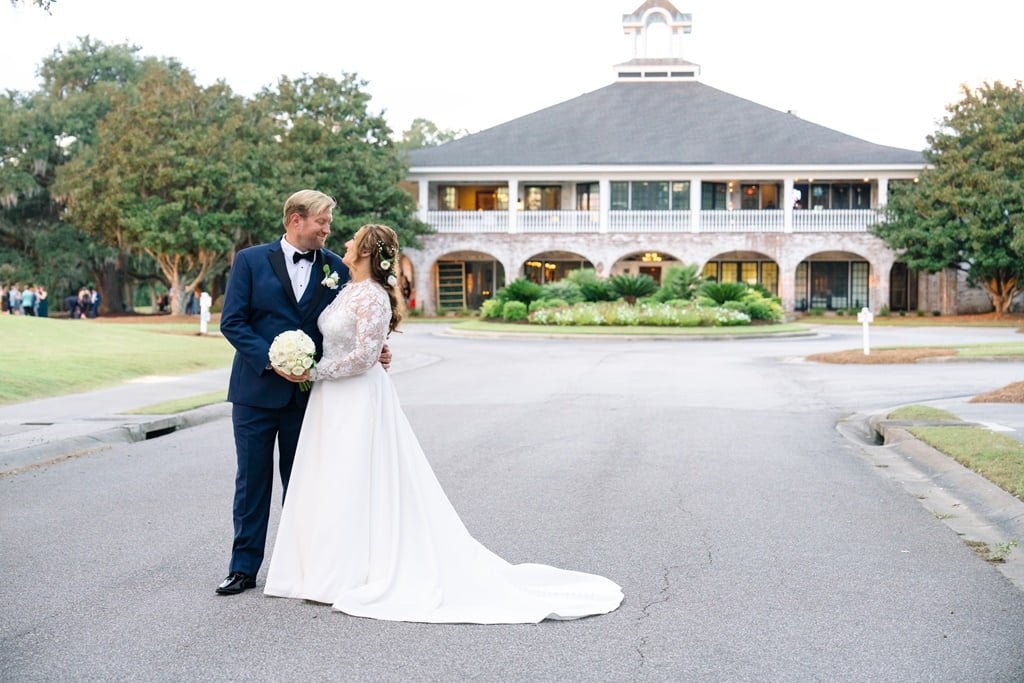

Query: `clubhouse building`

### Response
(401, 1, 986, 316)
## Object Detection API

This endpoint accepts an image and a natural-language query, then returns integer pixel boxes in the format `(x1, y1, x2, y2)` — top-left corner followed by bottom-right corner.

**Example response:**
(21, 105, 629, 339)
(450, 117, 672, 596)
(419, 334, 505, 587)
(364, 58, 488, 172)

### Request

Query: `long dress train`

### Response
(264, 279, 623, 623)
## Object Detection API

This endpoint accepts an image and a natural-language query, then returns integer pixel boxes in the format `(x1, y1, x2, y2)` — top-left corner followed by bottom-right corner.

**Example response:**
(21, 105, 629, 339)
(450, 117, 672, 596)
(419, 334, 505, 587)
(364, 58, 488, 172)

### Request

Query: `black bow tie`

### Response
(292, 250, 316, 264)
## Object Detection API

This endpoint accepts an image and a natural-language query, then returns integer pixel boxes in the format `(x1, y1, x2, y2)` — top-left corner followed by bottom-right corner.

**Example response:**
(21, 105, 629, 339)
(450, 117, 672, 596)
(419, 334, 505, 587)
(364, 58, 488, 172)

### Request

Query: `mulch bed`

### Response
(806, 348, 956, 364)
(970, 381, 1024, 404)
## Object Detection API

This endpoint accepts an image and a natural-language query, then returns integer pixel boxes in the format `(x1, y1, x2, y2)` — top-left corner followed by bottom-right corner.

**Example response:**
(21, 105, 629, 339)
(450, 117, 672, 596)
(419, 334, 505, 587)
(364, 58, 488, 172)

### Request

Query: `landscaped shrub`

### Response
(528, 301, 750, 327)
(566, 269, 615, 302)
(699, 281, 749, 305)
(744, 299, 783, 322)
(809, 307, 826, 316)
(608, 273, 658, 303)
(496, 278, 543, 305)
(480, 298, 504, 319)
(539, 280, 583, 304)
(879, 305, 890, 317)
(501, 300, 528, 321)
(528, 297, 568, 313)
(652, 263, 703, 302)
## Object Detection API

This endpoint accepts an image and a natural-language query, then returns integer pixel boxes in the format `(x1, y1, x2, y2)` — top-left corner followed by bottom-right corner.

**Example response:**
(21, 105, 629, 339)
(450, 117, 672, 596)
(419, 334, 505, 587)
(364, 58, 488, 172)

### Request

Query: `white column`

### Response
(783, 176, 794, 233)
(415, 258, 435, 316)
(779, 260, 797, 314)
(507, 178, 518, 234)
(689, 179, 701, 233)
(876, 176, 889, 208)
(417, 179, 428, 222)
(599, 179, 610, 234)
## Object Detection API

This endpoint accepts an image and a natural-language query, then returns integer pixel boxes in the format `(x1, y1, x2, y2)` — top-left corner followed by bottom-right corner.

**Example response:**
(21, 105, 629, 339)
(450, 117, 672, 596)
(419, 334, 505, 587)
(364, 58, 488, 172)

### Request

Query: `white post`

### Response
(857, 306, 874, 355)
(199, 291, 212, 335)
(783, 176, 794, 233)
(877, 176, 889, 209)
(417, 179, 428, 222)
(599, 178, 610, 234)
(689, 179, 701, 233)
(508, 178, 519, 234)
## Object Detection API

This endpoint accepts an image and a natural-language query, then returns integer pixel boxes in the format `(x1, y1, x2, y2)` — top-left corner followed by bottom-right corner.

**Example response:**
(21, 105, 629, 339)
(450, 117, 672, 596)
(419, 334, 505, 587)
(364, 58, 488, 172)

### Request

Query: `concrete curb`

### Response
(855, 413, 1024, 589)
(438, 327, 819, 342)
(1, 402, 231, 477)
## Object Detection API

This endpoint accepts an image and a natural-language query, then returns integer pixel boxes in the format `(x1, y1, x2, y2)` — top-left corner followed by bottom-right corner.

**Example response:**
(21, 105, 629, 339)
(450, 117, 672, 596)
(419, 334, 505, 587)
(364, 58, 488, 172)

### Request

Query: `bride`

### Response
(264, 224, 623, 623)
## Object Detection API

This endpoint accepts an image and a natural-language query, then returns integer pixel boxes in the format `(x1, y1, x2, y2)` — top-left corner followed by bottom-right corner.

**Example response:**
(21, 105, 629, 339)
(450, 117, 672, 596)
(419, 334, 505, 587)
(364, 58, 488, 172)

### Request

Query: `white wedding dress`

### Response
(264, 279, 623, 623)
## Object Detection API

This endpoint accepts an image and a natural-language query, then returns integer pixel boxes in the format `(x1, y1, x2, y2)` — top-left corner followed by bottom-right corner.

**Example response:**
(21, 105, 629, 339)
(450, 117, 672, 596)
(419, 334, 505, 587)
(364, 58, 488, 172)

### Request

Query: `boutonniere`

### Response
(321, 264, 340, 289)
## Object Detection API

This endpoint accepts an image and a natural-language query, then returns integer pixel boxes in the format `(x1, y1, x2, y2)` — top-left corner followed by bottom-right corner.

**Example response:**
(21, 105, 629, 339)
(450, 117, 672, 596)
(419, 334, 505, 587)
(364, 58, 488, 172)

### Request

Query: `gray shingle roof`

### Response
(407, 81, 925, 167)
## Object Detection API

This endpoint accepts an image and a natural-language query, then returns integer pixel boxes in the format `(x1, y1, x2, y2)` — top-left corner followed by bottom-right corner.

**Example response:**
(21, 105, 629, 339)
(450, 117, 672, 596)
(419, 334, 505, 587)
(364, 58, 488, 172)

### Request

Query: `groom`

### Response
(216, 189, 390, 595)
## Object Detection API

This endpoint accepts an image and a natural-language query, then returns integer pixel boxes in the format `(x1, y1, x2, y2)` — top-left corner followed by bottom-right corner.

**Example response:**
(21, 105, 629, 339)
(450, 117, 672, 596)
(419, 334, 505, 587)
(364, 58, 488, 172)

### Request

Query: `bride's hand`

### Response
(274, 367, 310, 383)
(379, 344, 392, 371)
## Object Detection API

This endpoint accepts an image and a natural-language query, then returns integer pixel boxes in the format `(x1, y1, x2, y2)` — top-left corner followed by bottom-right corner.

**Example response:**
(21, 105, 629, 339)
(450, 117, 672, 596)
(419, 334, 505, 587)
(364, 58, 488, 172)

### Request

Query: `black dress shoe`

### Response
(216, 572, 256, 595)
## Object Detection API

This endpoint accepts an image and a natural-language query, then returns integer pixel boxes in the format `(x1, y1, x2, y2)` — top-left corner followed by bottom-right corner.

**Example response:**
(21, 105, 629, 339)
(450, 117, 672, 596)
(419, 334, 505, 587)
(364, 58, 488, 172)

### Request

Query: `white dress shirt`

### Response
(279, 237, 315, 302)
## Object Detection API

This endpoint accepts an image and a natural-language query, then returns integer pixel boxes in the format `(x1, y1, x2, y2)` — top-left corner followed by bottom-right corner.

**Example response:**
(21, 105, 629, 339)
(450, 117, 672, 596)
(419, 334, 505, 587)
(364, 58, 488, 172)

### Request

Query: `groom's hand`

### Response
(379, 344, 392, 371)
(274, 367, 310, 383)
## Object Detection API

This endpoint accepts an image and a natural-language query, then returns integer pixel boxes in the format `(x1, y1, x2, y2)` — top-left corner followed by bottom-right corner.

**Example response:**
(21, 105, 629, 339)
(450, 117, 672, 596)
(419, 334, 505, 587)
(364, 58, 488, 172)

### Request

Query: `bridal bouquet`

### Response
(269, 329, 316, 391)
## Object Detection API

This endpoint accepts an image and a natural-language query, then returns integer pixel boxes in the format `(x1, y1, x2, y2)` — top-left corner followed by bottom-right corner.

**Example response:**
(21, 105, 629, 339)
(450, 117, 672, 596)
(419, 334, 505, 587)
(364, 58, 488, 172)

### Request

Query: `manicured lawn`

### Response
(452, 320, 810, 336)
(888, 405, 962, 421)
(909, 426, 1024, 500)
(123, 390, 227, 415)
(0, 315, 235, 405)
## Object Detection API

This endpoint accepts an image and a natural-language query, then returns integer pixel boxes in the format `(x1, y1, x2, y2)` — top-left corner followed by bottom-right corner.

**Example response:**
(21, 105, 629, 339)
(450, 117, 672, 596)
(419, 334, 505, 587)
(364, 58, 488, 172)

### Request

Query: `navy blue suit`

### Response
(220, 240, 349, 577)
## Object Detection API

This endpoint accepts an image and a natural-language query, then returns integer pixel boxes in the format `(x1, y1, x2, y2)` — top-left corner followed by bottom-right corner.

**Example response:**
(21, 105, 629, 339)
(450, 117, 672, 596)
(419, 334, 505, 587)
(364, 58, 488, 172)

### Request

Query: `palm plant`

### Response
(698, 281, 749, 305)
(608, 273, 658, 304)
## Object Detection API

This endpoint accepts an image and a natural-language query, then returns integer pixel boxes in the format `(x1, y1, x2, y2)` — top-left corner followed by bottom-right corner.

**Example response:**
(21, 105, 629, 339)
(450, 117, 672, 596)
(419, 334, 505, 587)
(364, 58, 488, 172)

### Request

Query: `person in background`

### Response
(89, 286, 101, 318)
(77, 287, 91, 319)
(7, 284, 20, 314)
(64, 292, 80, 319)
(35, 285, 48, 317)
(21, 285, 35, 316)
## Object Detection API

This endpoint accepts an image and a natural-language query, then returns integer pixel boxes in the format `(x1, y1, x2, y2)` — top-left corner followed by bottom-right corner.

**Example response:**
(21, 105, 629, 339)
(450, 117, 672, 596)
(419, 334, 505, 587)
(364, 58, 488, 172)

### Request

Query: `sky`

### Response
(2, 0, 1023, 152)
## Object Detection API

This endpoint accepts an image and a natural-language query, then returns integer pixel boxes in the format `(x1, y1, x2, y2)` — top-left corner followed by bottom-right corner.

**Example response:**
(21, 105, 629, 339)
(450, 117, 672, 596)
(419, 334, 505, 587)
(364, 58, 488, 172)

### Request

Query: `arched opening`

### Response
(702, 251, 779, 295)
(889, 262, 919, 312)
(610, 251, 683, 285)
(433, 250, 506, 311)
(794, 251, 870, 311)
(522, 251, 593, 284)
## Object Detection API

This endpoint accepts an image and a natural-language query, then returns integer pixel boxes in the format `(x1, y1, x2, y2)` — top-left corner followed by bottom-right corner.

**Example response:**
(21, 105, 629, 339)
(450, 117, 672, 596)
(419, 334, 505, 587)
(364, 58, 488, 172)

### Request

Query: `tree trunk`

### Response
(94, 257, 127, 315)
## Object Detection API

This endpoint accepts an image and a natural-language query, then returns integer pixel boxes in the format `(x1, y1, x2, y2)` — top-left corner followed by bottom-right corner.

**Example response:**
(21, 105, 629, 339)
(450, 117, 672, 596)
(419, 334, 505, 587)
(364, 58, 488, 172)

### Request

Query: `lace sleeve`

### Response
(310, 284, 390, 380)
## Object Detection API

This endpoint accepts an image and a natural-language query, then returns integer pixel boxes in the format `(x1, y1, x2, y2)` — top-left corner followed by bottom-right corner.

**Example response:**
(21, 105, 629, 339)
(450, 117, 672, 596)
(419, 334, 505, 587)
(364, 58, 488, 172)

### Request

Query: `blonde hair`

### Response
(354, 223, 404, 334)
(282, 190, 336, 227)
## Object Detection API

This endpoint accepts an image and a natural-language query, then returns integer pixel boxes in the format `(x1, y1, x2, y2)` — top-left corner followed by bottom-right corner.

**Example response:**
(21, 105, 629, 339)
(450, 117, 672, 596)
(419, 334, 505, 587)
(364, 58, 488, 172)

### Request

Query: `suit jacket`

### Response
(221, 240, 349, 409)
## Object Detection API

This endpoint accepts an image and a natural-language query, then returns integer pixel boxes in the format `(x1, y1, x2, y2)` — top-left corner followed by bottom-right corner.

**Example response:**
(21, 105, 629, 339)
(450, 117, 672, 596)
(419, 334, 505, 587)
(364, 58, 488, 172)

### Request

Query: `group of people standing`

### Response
(2, 284, 48, 317)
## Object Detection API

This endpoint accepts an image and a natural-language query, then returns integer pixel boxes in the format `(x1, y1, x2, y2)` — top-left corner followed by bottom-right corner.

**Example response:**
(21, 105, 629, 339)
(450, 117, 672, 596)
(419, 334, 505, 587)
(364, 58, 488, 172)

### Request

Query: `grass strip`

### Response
(452, 321, 809, 336)
(888, 405, 962, 421)
(122, 390, 228, 415)
(0, 315, 235, 405)
(909, 425, 1024, 500)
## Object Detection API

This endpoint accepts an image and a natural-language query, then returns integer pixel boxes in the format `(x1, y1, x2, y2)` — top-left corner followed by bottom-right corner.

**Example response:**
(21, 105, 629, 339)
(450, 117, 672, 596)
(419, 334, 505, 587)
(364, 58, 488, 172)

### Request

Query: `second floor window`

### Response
(610, 181, 691, 210)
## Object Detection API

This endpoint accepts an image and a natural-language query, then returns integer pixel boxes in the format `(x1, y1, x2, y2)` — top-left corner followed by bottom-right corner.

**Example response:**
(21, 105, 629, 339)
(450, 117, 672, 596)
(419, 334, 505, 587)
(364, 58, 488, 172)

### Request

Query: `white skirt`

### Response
(264, 364, 623, 624)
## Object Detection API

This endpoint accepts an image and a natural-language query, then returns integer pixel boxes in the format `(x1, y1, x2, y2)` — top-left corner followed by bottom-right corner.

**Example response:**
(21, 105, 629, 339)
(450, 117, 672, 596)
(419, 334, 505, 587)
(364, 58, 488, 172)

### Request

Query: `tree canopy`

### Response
(396, 117, 467, 151)
(3, 38, 430, 314)
(873, 81, 1024, 314)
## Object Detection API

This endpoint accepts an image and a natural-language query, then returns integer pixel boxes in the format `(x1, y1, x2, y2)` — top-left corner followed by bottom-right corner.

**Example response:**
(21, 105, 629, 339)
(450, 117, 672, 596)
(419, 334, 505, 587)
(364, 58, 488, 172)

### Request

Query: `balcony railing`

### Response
(423, 209, 884, 234)
(519, 210, 600, 233)
(698, 210, 783, 232)
(427, 210, 509, 233)
(792, 209, 882, 232)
